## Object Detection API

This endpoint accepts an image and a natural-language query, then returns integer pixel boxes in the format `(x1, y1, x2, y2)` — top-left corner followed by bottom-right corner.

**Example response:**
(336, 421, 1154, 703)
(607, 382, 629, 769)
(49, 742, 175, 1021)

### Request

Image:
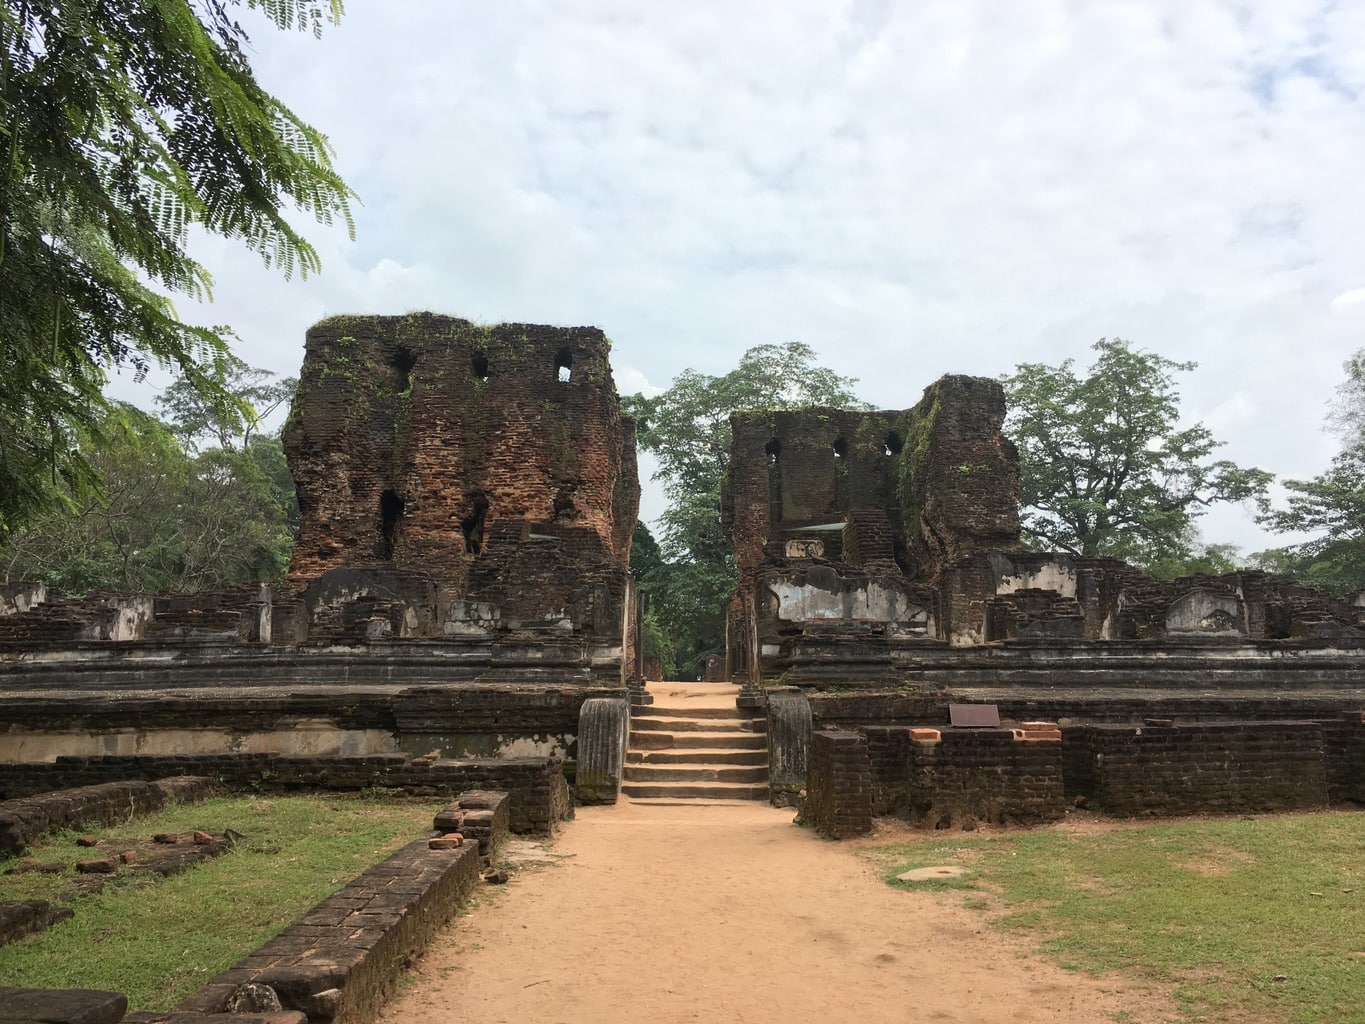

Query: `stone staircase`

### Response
(623, 683, 769, 801)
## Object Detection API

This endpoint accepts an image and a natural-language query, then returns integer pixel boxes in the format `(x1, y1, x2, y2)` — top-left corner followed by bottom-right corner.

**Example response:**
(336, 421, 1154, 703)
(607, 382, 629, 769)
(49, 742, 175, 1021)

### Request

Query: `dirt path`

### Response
(381, 799, 1180, 1024)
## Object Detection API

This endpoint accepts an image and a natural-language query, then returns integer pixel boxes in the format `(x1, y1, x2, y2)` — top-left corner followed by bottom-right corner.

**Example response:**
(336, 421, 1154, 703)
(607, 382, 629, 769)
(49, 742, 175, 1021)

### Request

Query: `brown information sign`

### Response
(948, 703, 1001, 727)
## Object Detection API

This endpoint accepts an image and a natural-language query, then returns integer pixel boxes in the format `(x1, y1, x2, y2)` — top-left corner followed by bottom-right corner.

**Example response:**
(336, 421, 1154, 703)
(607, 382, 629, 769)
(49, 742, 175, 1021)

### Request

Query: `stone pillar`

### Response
(766, 687, 811, 807)
(575, 697, 629, 804)
(625, 583, 652, 705)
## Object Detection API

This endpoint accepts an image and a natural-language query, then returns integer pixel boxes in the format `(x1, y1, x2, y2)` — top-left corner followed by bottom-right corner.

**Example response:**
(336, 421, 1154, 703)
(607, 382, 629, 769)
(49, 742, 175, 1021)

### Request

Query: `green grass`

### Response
(866, 811, 1365, 1024)
(0, 794, 444, 1010)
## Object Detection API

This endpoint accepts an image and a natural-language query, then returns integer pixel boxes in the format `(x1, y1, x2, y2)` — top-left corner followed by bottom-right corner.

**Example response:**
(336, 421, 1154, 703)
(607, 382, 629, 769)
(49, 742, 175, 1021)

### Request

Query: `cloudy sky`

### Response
(135, 0, 1365, 551)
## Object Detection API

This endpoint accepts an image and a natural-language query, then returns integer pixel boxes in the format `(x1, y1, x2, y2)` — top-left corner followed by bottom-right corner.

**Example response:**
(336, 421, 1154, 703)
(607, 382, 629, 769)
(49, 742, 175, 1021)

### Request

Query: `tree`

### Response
(0, 0, 354, 533)
(1145, 535, 1242, 580)
(156, 353, 297, 450)
(0, 404, 296, 593)
(1001, 339, 1272, 564)
(1257, 347, 1365, 593)
(623, 343, 865, 678)
(629, 522, 675, 678)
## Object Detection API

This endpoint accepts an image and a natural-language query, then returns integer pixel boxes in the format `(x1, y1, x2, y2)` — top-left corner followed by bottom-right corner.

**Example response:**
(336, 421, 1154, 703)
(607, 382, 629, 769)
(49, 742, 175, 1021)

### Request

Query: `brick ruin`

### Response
(0, 329, 1362, 831)
(0, 315, 642, 773)
(723, 374, 1365, 828)
(723, 374, 1363, 686)
(278, 313, 639, 675)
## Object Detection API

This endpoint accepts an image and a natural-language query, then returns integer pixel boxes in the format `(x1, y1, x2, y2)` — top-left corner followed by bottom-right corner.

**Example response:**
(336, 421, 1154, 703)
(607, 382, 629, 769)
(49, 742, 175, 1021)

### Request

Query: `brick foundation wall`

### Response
(0, 755, 570, 835)
(1342, 712, 1365, 803)
(902, 725, 1065, 829)
(1064, 721, 1331, 816)
(860, 725, 916, 816)
(801, 730, 871, 838)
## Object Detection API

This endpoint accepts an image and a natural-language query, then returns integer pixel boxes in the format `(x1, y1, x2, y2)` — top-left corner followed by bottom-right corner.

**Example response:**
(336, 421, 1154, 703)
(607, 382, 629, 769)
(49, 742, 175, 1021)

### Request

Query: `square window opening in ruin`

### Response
(379, 490, 405, 559)
(390, 346, 418, 392)
(833, 437, 848, 459)
(765, 438, 781, 465)
(555, 348, 573, 383)
(884, 431, 903, 455)
(472, 351, 490, 380)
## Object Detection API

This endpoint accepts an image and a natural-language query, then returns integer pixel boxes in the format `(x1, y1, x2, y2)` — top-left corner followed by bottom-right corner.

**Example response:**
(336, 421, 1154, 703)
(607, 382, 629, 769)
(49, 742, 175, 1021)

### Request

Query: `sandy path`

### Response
(382, 799, 1178, 1024)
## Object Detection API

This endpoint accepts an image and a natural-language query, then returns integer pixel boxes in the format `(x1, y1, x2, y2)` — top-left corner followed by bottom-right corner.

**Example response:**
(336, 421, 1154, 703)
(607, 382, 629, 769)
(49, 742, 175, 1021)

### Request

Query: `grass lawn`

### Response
(0, 793, 444, 1010)
(866, 810, 1365, 1024)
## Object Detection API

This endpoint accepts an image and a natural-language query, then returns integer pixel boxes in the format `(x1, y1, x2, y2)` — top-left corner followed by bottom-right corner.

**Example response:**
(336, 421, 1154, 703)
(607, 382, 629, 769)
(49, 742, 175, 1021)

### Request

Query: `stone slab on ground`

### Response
(125, 1014, 305, 1024)
(0, 988, 127, 1024)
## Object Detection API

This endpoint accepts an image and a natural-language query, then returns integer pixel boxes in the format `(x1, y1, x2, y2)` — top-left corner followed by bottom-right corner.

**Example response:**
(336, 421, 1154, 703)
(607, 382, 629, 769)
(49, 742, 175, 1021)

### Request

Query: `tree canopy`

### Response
(0, 0, 354, 533)
(1001, 339, 1272, 564)
(1255, 347, 1365, 593)
(0, 403, 297, 594)
(623, 343, 865, 678)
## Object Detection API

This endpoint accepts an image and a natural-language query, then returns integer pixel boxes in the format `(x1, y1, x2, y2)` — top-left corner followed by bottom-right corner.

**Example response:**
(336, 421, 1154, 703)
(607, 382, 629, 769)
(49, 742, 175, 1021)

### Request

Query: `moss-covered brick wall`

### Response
(282, 314, 638, 587)
(896, 375, 1021, 582)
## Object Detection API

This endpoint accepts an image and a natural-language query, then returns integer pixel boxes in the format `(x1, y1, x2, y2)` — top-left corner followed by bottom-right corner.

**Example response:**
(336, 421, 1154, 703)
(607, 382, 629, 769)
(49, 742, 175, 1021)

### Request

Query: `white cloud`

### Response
(155, 0, 1365, 553)
(1331, 287, 1365, 308)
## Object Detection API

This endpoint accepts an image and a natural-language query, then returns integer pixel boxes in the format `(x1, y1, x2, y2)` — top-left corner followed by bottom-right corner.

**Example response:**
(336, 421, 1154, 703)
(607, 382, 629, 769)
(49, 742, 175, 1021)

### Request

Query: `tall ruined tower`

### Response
(279, 314, 639, 677)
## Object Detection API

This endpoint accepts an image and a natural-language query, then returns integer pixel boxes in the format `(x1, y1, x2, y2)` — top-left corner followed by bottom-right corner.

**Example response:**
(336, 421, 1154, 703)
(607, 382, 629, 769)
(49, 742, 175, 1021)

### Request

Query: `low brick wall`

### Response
(0, 755, 570, 835)
(433, 790, 510, 857)
(1064, 721, 1331, 816)
(1323, 711, 1365, 803)
(801, 730, 871, 838)
(0, 777, 214, 856)
(903, 725, 1065, 829)
(860, 726, 916, 816)
(159, 839, 482, 1024)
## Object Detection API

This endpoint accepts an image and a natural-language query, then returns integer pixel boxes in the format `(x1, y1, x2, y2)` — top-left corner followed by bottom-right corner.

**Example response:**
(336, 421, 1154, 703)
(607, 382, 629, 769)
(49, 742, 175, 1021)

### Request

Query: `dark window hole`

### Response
(472, 351, 489, 380)
(884, 431, 903, 455)
(765, 438, 781, 464)
(390, 346, 417, 391)
(461, 498, 489, 555)
(833, 437, 848, 459)
(555, 348, 573, 383)
(379, 490, 404, 560)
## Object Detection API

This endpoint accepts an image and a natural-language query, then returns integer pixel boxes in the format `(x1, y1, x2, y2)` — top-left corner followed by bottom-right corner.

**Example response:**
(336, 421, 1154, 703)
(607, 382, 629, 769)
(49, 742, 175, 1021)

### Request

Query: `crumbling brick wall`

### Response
(897, 375, 1020, 583)
(801, 729, 872, 838)
(0, 754, 570, 834)
(284, 314, 637, 584)
(1064, 721, 1331, 815)
(903, 725, 1065, 829)
(723, 407, 904, 582)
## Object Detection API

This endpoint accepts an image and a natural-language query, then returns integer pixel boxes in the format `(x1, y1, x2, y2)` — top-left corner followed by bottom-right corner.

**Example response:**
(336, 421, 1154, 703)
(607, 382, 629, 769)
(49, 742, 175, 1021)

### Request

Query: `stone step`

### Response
(622, 763, 769, 784)
(619, 781, 770, 801)
(639, 705, 764, 721)
(630, 716, 766, 733)
(625, 796, 768, 807)
(626, 748, 767, 765)
(630, 731, 768, 750)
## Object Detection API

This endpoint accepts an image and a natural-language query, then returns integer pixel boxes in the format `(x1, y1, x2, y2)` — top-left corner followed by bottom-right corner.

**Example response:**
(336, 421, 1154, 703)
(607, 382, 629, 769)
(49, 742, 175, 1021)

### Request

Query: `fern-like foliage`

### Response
(0, 0, 356, 533)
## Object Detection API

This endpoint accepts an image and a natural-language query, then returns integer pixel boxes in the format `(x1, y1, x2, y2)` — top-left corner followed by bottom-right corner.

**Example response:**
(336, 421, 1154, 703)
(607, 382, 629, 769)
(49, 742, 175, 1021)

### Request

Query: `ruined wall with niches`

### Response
(1063, 721, 1331, 816)
(283, 314, 638, 586)
(897, 376, 1020, 582)
(724, 408, 904, 579)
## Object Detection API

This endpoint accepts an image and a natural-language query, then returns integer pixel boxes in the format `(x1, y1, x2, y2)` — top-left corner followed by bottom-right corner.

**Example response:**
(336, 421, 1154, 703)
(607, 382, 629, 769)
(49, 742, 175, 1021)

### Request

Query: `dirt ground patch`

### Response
(382, 800, 1182, 1024)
